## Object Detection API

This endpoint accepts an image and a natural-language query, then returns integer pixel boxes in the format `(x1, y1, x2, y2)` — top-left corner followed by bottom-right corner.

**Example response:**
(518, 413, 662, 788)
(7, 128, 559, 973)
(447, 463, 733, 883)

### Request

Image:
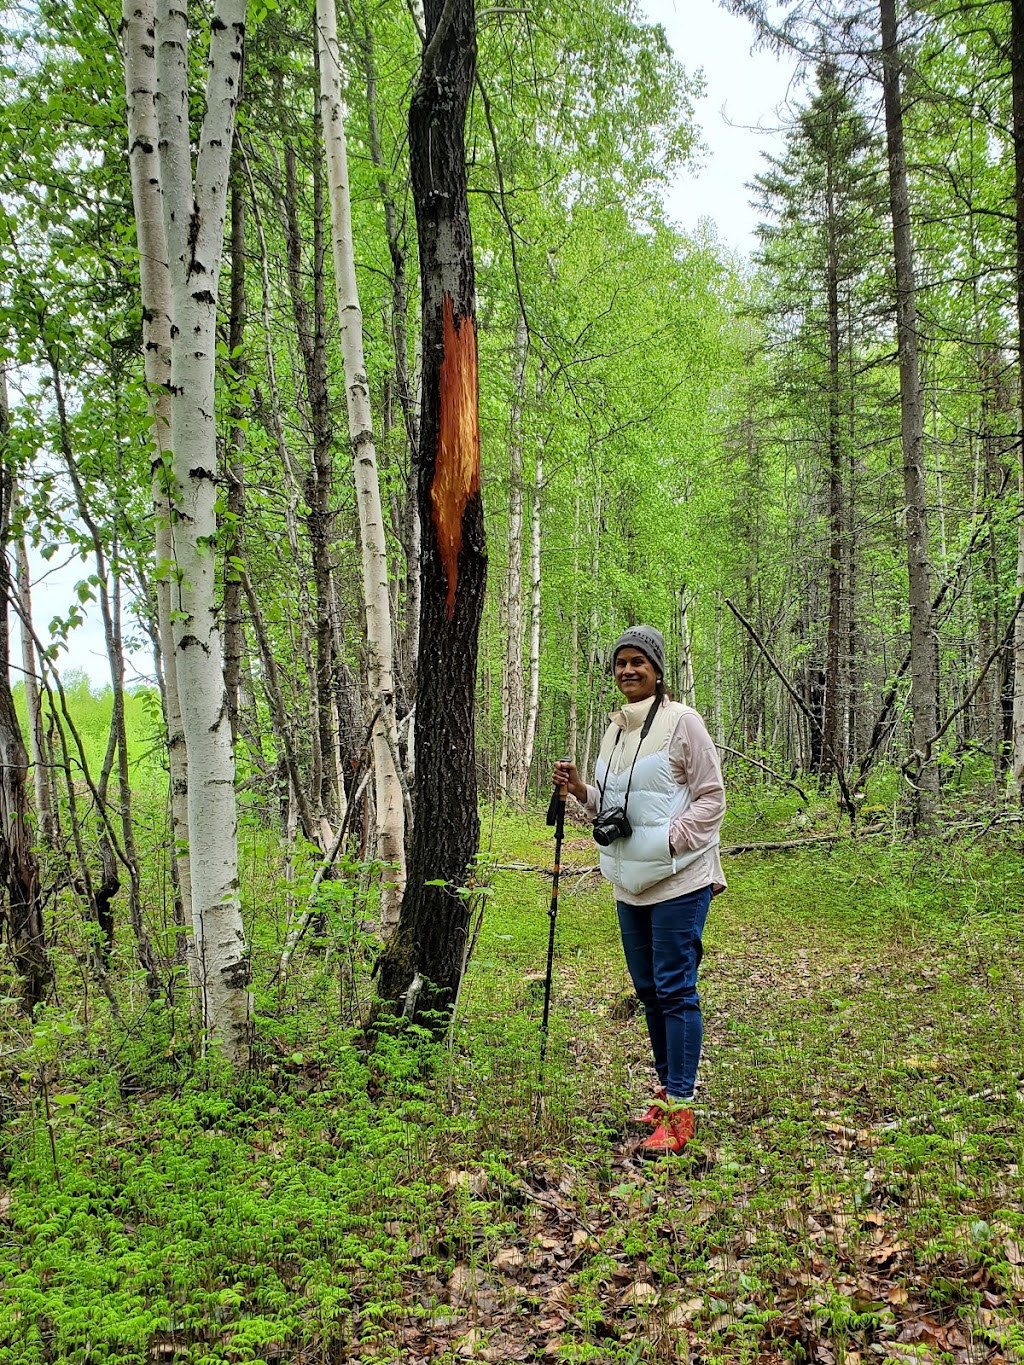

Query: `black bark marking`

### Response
(220, 958, 250, 989)
(178, 634, 211, 654)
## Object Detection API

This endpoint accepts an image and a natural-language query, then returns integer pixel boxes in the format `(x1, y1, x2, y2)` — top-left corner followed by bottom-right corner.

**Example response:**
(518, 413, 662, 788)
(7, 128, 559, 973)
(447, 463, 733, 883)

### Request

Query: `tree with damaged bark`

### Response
(375, 0, 486, 1018)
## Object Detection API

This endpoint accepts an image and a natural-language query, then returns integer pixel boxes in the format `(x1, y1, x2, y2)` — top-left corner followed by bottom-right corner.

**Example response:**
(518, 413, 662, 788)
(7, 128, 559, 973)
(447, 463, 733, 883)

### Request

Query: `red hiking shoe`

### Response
(641, 1105, 695, 1157)
(633, 1086, 667, 1127)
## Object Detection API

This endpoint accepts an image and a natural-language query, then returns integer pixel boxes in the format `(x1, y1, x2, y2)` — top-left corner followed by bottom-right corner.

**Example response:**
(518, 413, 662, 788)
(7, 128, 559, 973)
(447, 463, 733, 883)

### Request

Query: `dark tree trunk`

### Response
(0, 384, 50, 1012)
(1011, 0, 1024, 797)
(282, 132, 337, 825)
(821, 155, 843, 780)
(879, 0, 938, 824)
(376, 0, 486, 1019)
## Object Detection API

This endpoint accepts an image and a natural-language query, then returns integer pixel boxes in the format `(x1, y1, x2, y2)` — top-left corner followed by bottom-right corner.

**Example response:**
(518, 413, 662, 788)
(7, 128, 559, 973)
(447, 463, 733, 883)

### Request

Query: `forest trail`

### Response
(3, 822, 1023, 1365)
(386, 830, 1024, 1365)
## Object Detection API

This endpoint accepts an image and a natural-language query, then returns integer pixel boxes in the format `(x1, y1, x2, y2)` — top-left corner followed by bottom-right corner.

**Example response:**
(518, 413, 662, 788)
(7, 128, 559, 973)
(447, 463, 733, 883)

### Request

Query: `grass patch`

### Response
(1, 795, 1023, 1363)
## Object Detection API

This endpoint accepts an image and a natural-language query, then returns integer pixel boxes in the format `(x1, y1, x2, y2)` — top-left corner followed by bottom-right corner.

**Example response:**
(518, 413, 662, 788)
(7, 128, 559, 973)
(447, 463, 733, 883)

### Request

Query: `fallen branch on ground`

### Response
(824, 1071, 1024, 1141)
(492, 823, 889, 877)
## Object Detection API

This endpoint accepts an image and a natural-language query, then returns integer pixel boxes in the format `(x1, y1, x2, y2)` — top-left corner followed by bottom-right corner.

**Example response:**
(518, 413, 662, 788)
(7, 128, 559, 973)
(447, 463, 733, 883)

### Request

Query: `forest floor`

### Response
(2, 794, 1024, 1364)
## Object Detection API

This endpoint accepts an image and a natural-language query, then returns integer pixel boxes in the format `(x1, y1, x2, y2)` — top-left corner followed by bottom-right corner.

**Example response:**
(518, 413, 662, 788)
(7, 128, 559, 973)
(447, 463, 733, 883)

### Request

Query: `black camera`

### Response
(593, 805, 632, 847)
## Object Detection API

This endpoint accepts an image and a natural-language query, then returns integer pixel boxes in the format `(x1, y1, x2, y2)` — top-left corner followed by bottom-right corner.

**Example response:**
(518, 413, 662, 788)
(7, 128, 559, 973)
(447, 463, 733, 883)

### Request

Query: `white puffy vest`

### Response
(594, 698, 718, 896)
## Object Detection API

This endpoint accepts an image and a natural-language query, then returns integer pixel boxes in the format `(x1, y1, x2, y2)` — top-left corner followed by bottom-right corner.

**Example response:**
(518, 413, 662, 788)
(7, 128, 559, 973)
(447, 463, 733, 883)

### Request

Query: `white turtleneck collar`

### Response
(612, 695, 663, 731)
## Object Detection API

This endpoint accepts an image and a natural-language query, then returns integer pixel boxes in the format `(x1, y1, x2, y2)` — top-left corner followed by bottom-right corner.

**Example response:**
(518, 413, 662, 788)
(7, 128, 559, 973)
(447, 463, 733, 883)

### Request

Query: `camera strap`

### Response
(596, 693, 660, 815)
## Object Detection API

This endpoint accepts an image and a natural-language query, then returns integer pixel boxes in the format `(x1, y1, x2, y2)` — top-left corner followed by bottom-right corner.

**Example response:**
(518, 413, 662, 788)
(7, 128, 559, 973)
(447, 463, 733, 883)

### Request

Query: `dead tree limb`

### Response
(725, 597, 858, 821)
(716, 743, 810, 804)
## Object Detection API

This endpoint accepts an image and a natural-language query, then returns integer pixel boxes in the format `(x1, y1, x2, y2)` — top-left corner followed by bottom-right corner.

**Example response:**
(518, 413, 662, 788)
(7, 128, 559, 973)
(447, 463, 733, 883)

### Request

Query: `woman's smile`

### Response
(614, 649, 659, 700)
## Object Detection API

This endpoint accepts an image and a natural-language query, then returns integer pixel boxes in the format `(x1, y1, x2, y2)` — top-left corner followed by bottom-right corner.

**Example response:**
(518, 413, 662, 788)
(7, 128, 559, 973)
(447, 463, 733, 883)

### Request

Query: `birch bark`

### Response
(125, 0, 250, 1059)
(499, 312, 528, 799)
(522, 442, 543, 784)
(317, 0, 406, 928)
(122, 0, 194, 974)
(346, 0, 421, 711)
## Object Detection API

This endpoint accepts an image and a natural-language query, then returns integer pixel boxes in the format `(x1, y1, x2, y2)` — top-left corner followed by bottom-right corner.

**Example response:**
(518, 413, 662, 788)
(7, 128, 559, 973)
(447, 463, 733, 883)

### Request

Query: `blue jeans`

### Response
(616, 886, 712, 1100)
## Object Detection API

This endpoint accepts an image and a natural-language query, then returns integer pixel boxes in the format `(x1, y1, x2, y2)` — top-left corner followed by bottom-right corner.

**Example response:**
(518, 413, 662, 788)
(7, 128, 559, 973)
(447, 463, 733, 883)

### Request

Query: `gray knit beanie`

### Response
(611, 625, 666, 681)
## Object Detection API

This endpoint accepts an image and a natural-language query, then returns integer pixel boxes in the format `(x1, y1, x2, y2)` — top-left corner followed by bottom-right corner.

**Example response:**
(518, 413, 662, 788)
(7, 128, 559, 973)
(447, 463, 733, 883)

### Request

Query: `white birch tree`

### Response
(122, 0, 249, 1060)
(499, 313, 528, 798)
(316, 0, 406, 927)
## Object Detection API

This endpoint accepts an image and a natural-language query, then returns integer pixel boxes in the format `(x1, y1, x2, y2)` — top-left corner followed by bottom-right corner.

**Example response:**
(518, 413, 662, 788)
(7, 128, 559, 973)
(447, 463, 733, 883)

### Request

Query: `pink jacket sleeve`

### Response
(667, 710, 726, 854)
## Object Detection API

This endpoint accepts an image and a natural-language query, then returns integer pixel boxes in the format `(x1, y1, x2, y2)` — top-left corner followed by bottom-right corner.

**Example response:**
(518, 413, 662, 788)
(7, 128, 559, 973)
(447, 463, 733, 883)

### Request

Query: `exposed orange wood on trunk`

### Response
(431, 293, 480, 617)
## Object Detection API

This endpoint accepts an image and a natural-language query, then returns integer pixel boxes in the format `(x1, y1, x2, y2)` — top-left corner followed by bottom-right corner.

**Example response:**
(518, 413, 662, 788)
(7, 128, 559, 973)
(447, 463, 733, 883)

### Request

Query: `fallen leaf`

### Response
(493, 1247, 524, 1273)
(458, 1328, 482, 1358)
(446, 1169, 489, 1196)
(448, 1264, 485, 1303)
(623, 1281, 658, 1307)
(708, 1253, 739, 1274)
(709, 1311, 738, 1332)
(546, 1283, 574, 1308)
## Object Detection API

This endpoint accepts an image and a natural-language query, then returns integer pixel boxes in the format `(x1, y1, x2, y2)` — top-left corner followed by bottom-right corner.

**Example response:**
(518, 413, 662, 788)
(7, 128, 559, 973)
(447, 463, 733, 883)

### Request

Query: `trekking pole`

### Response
(539, 762, 568, 1073)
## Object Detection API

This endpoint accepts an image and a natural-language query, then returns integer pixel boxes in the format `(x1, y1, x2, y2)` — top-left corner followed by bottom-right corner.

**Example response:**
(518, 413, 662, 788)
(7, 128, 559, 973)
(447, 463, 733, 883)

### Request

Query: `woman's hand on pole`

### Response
(552, 760, 587, 804)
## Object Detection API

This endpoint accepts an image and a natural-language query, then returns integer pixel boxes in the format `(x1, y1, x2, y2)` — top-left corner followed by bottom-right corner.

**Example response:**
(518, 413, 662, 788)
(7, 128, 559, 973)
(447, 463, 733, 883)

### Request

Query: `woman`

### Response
(553, 625, 726, 1155)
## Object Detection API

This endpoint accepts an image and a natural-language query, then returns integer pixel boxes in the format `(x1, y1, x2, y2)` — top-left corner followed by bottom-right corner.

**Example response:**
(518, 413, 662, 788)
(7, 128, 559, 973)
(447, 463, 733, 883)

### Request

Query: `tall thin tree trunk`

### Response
(242, 154, 325, 828)
(499, 312, 528, 799)
(282, 135, 336, 823)
(223, 168, 247, 745)
(122, 0, 194, 964)
(821, 153, 843, 781)
(348, 0, 421, 711)
(129, 0, 251, 1060)
(522, 439, 543, 783)
(13, 527, 52, 846)
(1010, 0, 1024, 799)
(377, 0, 486, 1017)
(679, 587, 697, 706)
(317, 0, 406, 928)
(47, 353, 158, 989)
(880, 0, 938, 824)
(567, 493, 580, 766)
(713, 591, 725, 747)
(0, 375, 50, 1011)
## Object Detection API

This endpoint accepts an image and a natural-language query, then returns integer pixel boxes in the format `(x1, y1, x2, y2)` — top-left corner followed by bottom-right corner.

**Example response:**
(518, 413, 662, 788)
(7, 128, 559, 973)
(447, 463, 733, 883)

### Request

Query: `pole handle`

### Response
(546, 756, 571, 825)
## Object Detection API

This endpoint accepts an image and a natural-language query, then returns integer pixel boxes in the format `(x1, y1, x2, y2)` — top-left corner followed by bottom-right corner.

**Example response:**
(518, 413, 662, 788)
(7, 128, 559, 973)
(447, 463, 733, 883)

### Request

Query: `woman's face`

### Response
(614, 649, 659, 702)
